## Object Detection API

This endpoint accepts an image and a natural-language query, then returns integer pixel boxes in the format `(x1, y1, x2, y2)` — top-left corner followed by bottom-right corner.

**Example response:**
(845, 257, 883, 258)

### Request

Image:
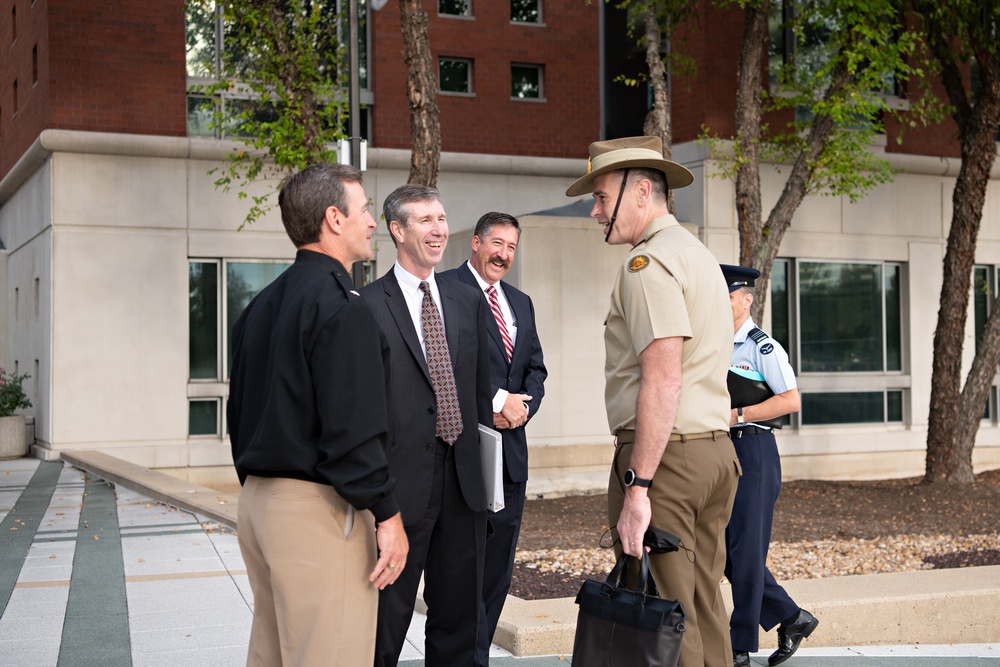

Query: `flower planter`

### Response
(0, 415, 28, 460)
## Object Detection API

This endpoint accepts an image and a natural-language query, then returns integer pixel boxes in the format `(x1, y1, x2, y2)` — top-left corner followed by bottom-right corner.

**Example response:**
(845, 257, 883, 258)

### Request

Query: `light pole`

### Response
(348, 0, 386, 286)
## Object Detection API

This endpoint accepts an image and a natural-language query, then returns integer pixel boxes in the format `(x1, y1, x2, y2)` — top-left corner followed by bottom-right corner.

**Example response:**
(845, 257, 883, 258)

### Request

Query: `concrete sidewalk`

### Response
(1, 453, 998, 666)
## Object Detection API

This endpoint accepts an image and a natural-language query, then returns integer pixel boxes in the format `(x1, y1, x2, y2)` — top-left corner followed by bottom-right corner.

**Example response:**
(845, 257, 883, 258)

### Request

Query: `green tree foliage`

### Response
(702, 0, 939, 321)
(188, 0, 350, 229)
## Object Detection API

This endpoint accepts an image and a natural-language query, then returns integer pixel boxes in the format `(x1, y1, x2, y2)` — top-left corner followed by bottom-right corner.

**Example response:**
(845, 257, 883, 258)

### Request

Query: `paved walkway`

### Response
(1, 457, 998, 666)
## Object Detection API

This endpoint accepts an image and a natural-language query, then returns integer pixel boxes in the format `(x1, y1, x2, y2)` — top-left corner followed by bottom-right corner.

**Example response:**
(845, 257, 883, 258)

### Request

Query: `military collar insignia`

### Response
(628, 255, 650, 272)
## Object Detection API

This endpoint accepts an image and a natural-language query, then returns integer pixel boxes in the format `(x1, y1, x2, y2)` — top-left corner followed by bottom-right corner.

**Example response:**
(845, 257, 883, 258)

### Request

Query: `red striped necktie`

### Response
(486, 285, 513, 361)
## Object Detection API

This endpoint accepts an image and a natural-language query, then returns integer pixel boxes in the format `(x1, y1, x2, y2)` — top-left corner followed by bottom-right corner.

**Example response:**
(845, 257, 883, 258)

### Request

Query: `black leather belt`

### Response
(730, 425, 772, 438)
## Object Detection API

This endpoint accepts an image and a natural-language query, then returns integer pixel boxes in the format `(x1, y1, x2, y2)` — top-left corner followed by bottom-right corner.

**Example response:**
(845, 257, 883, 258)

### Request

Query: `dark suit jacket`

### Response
(440, 263, 547, 484)
(360, 268, 492, 525)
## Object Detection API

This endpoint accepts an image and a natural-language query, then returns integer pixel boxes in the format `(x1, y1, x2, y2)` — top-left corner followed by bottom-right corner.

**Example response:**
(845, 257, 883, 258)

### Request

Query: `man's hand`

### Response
(493, 413, 512, 429)
(369, 512, 408, 590)
(500, 393, 532, 428)
(617, 487, 652, 557)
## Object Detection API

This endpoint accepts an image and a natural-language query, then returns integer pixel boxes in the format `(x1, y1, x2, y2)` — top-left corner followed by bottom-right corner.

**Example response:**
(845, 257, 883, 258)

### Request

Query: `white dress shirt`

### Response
(466, 261, 519, 413)
(393, 262, 445, 361)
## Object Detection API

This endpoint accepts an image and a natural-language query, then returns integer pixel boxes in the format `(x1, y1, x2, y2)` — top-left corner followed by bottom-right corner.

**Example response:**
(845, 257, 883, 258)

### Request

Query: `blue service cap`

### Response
(721, 264, 760, 292)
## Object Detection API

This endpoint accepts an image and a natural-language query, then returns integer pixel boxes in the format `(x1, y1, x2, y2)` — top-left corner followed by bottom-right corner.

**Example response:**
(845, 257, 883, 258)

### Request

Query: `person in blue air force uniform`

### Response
(722, 264, 819, 667)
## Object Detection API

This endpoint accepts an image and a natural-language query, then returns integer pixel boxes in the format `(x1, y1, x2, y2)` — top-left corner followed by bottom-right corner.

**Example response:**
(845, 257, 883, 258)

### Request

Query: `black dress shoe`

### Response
(733, 650, 751, 667)
(768, 609, 818, 666)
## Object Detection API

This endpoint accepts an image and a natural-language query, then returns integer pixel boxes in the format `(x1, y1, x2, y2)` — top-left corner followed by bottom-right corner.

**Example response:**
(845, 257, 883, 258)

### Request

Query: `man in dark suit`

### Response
(360, 184, 492, 667)
(228, 164, 408, 666)
(440, 212, 547, 666)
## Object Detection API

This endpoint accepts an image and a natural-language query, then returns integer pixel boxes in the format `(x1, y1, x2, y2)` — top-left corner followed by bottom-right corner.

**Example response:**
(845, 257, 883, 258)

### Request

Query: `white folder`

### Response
(478, 424, 505, 513)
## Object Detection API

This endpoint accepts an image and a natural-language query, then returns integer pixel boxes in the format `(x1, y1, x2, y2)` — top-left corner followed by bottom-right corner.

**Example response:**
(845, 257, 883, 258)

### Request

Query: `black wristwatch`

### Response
(623, 468, 653, 488)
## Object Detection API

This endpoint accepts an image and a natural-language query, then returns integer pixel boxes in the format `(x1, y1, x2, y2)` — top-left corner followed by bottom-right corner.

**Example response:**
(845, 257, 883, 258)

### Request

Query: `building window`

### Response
(188, 259, 291, 436)
(189, 399, 221, 437)
(773, 259, 907, 426)
(767, 0, 899, 97)
(439, 0, 471, 17)
(511, 0, 540, 23)
(439, 57, 473, 94)
(973, 265, 998, 420)
(184, 1, 371, 139)
(798, 261, 901, 373)
(511, 64, 543, 100)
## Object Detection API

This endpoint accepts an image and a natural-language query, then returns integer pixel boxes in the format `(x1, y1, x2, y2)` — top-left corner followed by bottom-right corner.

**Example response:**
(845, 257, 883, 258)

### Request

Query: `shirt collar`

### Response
(734, 316, 757, 343)
(636, 213, 679, 246)
(466, 260, 499, 293)
(393, 262, 437, 295)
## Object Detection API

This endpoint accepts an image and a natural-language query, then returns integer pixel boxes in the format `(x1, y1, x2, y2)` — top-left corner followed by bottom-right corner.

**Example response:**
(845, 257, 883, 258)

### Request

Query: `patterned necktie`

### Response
(486, 285, 513, 361)
(419, 281, 463, 445)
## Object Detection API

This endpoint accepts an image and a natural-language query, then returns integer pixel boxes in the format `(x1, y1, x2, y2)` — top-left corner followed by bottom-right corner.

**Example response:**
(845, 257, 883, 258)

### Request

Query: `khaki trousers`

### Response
(608, 435, 741, 667)
(238, 476, 377, 667)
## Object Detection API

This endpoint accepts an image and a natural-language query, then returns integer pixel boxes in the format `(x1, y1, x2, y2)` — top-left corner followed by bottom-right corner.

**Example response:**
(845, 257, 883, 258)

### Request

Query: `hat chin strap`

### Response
(604, 169, 631, 243)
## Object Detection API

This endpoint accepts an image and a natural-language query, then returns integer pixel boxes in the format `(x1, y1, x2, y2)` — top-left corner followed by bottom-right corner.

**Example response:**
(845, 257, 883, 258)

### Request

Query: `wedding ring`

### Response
(389, 564, 396, 570)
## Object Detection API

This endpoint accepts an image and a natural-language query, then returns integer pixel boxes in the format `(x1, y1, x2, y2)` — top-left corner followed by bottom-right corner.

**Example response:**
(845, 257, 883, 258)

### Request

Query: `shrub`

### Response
(0, 368, 32, 417)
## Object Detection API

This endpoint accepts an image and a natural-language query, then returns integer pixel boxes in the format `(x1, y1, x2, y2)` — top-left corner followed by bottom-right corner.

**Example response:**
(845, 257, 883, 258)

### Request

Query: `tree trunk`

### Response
(733, 0, 767, 308)
(398, 0, 441, 187)
(641, 5, 670, 151)
(921, 17, 1000, 484)
(641, 4, 674, 211)
(926, 109, 1000, 484)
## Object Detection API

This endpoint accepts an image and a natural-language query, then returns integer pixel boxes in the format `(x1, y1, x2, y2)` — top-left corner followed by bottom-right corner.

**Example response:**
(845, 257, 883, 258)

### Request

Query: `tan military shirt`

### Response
(604, 214, 732, 435)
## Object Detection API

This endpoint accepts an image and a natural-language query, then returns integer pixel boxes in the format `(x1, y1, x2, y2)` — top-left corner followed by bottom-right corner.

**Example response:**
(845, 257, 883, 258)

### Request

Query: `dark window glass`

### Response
(189, 262, 218, 380)
(511, 0, 540, 23)
(226, 262, 290, 375)
(189, 399, 219, 436)
(439, 0, 470, 16)
(770, 259, 790, 359)
(887, 391, 903, 422)
(884, 264, 901, 371)
(800, 262, 883, 372)
(974, 266, 990, 351)
(802, 392, 884, 425)
(439, 58, 471, 93)
(511, 65, 541, 99)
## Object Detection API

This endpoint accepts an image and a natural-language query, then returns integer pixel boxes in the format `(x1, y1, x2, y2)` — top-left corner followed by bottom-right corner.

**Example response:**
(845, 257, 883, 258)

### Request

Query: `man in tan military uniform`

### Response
(567, 136, 741, 667)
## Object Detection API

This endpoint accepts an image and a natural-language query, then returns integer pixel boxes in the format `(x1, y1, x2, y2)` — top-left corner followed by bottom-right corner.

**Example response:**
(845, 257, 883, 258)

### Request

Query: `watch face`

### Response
(624, 469, 635, 486)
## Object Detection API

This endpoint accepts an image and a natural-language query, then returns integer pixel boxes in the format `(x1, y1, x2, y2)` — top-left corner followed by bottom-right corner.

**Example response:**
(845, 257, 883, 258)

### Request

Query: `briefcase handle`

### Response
(606, 552, 660, 604)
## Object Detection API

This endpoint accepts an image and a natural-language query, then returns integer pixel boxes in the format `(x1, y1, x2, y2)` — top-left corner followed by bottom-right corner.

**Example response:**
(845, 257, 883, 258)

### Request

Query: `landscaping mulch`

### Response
(509, 467, 1000, 600)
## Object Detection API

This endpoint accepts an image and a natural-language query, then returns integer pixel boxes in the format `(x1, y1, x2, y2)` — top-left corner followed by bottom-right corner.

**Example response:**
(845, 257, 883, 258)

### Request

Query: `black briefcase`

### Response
(572, 550, 686, 667)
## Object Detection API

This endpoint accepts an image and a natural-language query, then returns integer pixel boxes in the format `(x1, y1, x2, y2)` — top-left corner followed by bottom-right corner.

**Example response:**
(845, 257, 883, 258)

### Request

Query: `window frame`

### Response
(766, 0, 909, 109)
(184, 1, 375, 139)
(187, 257, 293, 438)
(774, 257, 910, 428)
(438, 0, 472, 18)
(511, 63, 545, 101)
(439, 57, 474, 96)
(510, 0, 542, 25)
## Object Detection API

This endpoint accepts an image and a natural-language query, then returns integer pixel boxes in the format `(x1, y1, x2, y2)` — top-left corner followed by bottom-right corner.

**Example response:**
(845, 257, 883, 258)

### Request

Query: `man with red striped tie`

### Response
(441, 211, 547, 666)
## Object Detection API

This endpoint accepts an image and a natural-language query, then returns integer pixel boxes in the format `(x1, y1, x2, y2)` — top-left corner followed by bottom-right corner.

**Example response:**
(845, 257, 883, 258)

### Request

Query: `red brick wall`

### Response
(0, 0, 186, 179)
(1, 0, 52, 178)
(46, 0, 186, 135)
(671, 1, 744, 144)
(370, 0, 601, 159)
